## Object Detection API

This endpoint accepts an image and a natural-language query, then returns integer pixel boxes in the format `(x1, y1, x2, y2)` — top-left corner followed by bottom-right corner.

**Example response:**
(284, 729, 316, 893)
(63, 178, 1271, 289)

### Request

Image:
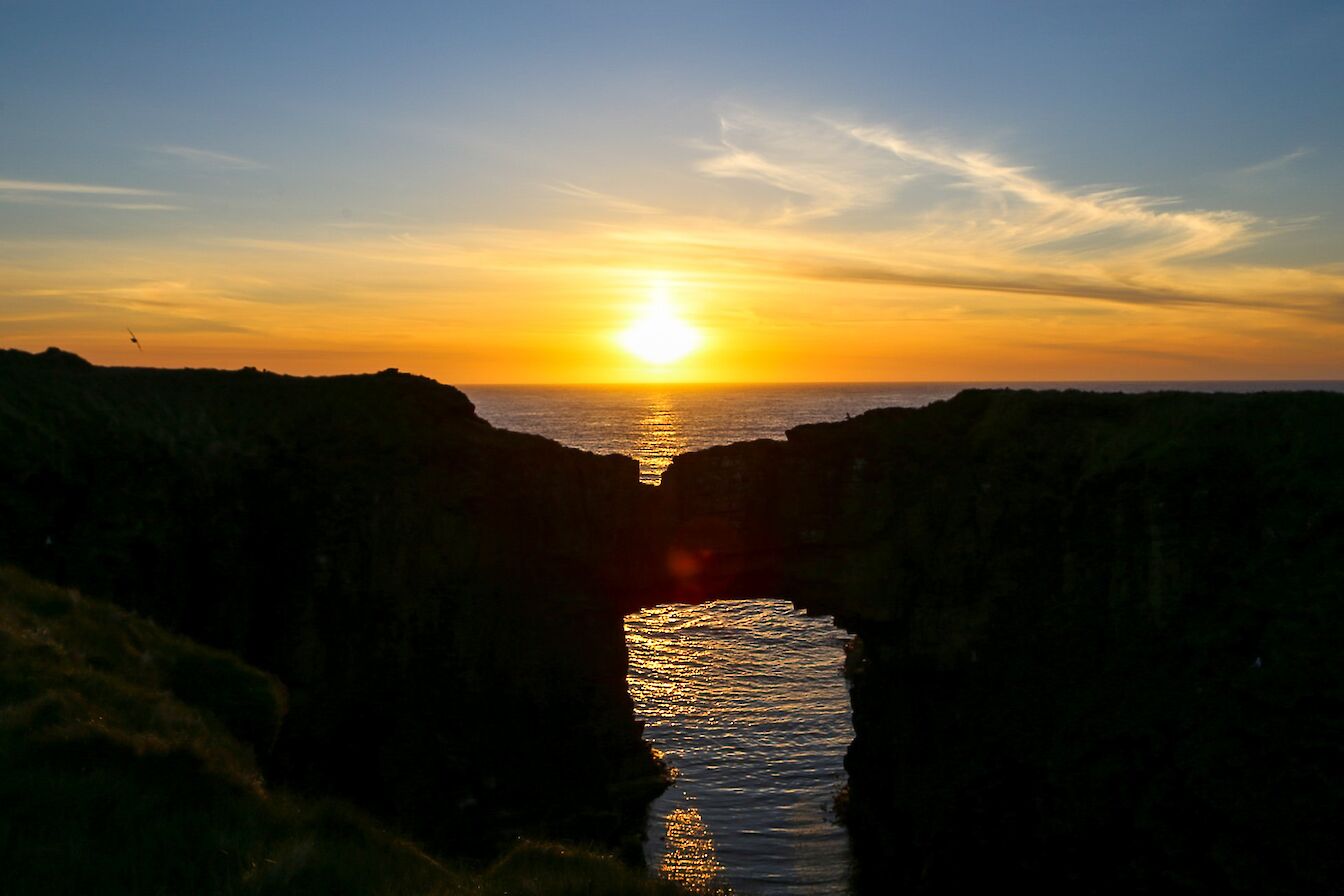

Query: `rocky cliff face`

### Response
(655, 389, 1344, 891)
(0, 347, 662, 857)
(7, 349, 1342, 890)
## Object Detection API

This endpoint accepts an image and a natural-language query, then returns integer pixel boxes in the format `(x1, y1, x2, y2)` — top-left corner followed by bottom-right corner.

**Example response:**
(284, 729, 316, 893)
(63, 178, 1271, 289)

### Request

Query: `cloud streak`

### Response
(547, 182, 661, 215)
(839, 120, 1257, 261)
(660, 105, 1344, 322)
(152, 145, 265, 170)
(6, 106, 1342, 379)
(0, 178, 164, 196)
(1236, 146, 1314, 176)
(0, 178, 179, 211)
(698, 108, 1260, 262)
(697, 106, 916, 222)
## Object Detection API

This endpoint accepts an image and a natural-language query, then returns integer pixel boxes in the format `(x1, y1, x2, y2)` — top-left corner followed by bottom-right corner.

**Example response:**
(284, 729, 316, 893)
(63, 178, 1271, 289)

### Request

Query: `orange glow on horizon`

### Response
(4, 223, 1342, 385)
(4, 102, 1343, 384)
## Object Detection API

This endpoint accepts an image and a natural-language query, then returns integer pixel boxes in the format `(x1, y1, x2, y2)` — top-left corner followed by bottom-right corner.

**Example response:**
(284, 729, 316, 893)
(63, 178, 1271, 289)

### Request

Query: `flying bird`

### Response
(127, 328, 142, 351)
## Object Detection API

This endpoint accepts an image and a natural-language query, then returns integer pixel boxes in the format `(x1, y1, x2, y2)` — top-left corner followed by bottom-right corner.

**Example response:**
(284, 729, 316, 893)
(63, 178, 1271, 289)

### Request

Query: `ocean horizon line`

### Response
(462, 378, 1344, 388)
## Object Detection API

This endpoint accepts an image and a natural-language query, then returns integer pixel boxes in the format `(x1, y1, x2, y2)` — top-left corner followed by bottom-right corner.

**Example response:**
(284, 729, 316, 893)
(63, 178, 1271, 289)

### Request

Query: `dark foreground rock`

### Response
(6, 347, 1343, 892)
(0, 565, 684, 896)
(0, 347, 663, 858)
(654, 388, 1344, 892)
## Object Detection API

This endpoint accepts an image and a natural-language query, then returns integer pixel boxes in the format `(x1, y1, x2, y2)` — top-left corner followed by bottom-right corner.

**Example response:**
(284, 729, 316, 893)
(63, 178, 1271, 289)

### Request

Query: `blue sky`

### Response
(3, 1, 1343, 380)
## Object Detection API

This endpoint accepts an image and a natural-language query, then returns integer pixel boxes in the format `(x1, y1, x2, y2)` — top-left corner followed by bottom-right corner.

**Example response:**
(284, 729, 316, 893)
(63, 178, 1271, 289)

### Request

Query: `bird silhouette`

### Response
(127, 328, 142, 351)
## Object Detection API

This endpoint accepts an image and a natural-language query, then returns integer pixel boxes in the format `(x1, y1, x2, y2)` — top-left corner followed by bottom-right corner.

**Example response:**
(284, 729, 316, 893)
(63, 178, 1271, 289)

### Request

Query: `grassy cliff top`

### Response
(0, 565, 682, 896)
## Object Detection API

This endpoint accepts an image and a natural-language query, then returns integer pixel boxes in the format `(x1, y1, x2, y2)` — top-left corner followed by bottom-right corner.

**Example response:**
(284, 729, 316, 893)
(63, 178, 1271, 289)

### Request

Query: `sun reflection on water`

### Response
(659, 804, 732, 894)
(630, 393, 687, 485)
(627, 601, 855, 895)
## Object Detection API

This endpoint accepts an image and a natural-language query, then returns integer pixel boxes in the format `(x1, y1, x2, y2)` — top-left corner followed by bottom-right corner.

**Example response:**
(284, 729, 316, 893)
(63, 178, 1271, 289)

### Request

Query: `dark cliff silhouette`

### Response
(3, 347, 1343, 892)
(651, 389, 1344, 893)
(0, 347, 662, 858)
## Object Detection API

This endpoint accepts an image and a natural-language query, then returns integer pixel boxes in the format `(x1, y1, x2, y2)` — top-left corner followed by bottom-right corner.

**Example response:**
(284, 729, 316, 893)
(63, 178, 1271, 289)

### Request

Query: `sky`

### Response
(3, 1, 1343, 382)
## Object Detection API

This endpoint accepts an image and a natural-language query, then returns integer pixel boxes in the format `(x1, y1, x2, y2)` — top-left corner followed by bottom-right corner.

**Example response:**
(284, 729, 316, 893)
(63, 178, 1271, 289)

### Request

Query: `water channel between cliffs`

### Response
(625, 600, 856, 896)
(466, 384, 935, 893)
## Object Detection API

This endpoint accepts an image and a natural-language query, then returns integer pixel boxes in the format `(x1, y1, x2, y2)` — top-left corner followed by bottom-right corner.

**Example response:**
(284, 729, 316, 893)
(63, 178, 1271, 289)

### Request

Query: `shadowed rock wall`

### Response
(654, 389, 1344, 892)
(0, 347, 662, 856)
(6, 348, 1343, 890)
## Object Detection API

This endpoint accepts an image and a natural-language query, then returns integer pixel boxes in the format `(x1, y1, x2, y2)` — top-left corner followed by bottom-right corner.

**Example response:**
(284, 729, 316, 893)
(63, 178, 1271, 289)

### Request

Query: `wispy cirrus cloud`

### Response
(838, 120, 1258, 262)
(698, 107, 1260, 262)
(151, 145, 265, 170)
(547, 182, 661, 215)
(0, 178, 179, 210)
(1236, 146, 1314, 177)
(6, 105, 1342, 379)
(0, 178, 163, 196)
(40, 92, 1334, 331)
(0, 269, 270, 336)
(697, 106, 917, 222)
(649, 104, 1344, 326)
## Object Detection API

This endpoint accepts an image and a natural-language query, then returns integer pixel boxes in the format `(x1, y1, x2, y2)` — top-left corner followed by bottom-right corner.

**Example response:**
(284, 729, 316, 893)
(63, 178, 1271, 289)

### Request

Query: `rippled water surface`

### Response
(626, 601, 854, 895)
(464, 381, 1344, 893)
(468, 383, 962, 484)
(467, 381, 1339, 485)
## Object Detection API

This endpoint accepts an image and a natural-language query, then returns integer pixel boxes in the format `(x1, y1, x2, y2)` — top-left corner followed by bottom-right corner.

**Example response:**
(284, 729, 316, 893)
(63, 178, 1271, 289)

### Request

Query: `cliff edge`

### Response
(656, 388, 1344, 891)
(6, 348, 1343, 892)
(0, 347, 662, 857)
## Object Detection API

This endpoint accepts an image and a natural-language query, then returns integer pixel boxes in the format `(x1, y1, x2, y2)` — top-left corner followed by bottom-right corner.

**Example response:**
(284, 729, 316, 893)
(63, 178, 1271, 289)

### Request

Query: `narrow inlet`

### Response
(625, 599, 855, 895)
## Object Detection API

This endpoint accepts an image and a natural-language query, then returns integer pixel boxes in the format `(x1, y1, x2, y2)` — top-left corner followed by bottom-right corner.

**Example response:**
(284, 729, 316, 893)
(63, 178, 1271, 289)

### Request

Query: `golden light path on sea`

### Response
(659, 805, 729, 894)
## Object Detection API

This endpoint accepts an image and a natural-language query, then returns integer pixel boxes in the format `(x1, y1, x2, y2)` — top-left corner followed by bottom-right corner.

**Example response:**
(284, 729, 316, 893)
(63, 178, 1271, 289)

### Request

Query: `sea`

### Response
(466, 381, 1344, 895)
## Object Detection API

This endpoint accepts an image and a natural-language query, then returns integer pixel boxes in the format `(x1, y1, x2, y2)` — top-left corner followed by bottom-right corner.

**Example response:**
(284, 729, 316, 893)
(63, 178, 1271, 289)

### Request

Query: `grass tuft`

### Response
(0, 565, 685, 895)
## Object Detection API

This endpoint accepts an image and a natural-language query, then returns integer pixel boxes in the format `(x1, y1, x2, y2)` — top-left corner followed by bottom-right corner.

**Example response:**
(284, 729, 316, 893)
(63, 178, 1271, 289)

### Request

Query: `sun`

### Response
(618, 283, 703, 365)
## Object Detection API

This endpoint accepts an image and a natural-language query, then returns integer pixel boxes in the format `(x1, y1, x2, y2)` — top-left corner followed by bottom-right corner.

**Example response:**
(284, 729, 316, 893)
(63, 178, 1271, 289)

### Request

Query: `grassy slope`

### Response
(0, 566, 681, 896)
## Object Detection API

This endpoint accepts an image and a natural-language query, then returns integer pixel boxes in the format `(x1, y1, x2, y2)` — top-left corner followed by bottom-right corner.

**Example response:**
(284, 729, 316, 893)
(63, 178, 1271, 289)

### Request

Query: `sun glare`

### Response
(618, 283, 702, 365)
